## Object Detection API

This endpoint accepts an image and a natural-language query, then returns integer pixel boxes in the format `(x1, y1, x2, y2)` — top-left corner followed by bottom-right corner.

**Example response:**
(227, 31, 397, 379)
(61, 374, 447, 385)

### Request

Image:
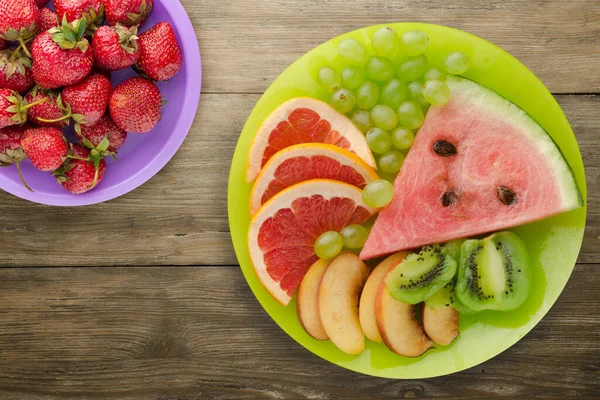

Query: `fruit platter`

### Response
(0, 0, 201, 206)
(229, 23, 586, 378)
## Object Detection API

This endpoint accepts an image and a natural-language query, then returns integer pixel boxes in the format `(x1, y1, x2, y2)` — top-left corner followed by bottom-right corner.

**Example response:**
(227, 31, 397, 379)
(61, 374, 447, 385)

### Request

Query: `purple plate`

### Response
(0, 0, 202, 206)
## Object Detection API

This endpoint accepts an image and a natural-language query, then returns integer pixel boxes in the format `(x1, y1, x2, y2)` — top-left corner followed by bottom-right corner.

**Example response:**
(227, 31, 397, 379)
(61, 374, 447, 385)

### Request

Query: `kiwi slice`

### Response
(386, 245, 458, 304)
(456, 231, 531, 311)
(426, 276, 475, 314)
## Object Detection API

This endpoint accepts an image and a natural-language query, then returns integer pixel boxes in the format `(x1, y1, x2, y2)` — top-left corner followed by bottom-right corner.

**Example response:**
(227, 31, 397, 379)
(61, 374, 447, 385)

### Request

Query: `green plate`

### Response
(227, 23, 586, 378)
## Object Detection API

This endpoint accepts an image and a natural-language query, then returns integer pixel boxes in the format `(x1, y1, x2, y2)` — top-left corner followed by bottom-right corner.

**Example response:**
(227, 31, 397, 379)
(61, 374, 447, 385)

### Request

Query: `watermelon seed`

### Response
(497, 186, 517, 205)
(442, 191, 457, 207)
(433, 140, 457, 156)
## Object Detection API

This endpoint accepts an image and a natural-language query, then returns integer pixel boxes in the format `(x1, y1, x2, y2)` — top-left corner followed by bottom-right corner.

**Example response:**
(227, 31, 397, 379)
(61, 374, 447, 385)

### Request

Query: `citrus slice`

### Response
(249, 143, 379, 216)
(246, 97, 376, 182)
(248, 179, 378, 306)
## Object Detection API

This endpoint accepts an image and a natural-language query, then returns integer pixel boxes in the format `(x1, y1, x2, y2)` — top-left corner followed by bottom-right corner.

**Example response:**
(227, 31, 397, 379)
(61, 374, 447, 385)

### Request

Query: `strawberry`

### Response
(61, 74, 112, 131)
(40, 7, 59, 32)
(0, 88, 47, 129)
(31, 17, 94, 89)
(109, 77, 162, 133)
(105, 0, 153, 26)
(0, 0, 41, 56)
(135, 22, 182, 81)
(53, 0, 104, 32)
(0, 125, 33, 191)
(0, 48, 35, 94)
(35, 0, 50, 7)
(92, 24, 140, 71)
(0, 38, 6, 51)
(77, 114, 127, 152)
(54, 144, 106, 194)
(21, 127, 68, 171)
(25, 86, 68, 128)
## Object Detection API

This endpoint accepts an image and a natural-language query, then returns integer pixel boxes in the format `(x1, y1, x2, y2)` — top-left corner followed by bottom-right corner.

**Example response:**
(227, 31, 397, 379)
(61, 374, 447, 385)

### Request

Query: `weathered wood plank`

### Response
(0, 94, 597, 266)
(184, 0, 600, 94)
(0, 264, 597, 399)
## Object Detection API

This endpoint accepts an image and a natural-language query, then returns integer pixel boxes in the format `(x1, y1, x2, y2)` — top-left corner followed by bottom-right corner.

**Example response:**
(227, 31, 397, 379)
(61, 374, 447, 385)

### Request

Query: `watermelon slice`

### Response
(360, 76, 582, 260)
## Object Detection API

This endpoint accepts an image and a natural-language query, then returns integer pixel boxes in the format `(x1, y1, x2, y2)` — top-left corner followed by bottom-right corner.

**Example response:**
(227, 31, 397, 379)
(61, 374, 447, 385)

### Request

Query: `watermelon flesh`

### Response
(360, 76, 582, 260)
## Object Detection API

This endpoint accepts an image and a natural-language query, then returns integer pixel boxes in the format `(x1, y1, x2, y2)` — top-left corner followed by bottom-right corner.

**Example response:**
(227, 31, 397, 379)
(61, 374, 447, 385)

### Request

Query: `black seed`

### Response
(497, 186, 518, 205)
(433, 140, 457, 156)
(446, 303, 449, 307)
(518, 269, 521, 273)
(442, 191, 457, 207)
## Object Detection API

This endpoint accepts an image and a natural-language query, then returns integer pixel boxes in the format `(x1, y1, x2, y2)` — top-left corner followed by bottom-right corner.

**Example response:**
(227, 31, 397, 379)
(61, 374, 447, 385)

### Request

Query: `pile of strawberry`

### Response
(0, 0, 182, 194)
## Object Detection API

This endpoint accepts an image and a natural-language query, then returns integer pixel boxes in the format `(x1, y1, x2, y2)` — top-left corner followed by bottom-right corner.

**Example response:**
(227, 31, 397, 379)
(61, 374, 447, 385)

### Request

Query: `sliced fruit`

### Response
(375, 262, 434, 357)
(386, 245, 457, 304)
(246, 97, 376, 182)
(426, 276, 474, 315)
(456, 231, 531, 311)
(250, 143, 379, 216)
(297, 259, 330, 340)
(318, 253, 370, 354)
(248, 179, 377, 306)
(361, 76, 582, 260)
(422, 303, 459, 346)
(359, 252, 409, 343)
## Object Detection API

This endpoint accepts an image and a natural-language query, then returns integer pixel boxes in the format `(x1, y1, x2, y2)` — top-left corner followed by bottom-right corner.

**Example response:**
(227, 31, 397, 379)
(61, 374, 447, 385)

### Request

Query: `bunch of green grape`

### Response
(313, 27, 471, 258)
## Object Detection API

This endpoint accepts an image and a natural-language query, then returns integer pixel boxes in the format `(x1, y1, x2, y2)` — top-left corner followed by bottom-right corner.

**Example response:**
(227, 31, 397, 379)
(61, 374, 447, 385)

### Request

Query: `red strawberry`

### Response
(92, 24, 140, 71)
(21, 127, 68, 171)
(54, 144, 106, 194)
(0, 0, 40, 54)
(35, 0, 50, 7)
(53, 0, 104, 31)
(25, 87, 68, 128)
(62, 74, 112, 130)
(135, 22, 182, 81)
(0, 88, 46, 129)
(77, 114, 127, 152)
(0, 125, 33, 191)
(31, 18, 94, 89)
(0, 38, 6, 50)
(109, 77, 162, 133)
(105, 0, 153, 26)
(39, 7, 59, 32)
(0, 48, 35, 94)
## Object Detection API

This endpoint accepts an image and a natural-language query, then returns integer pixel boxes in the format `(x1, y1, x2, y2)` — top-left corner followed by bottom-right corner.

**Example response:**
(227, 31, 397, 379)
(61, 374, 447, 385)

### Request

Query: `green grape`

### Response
(366, 56, 395, 82)
(366, 127, 392, 154)
(423, 80, 451, 105)
(397, 55, 428, 81)
(400, 30, 429, 56)
(391, 127, 415, 149)
(380, 78, 408, 109)
(332, 89, 356, 113)
(443, 51, 470, 74)
(362, 179, 394, 208)
(341, 224, 369, 249)
(351, 110, 374, 133)
(338, 38, 369, 65)
(407, 80, 429, 107)
(314, 231, 344, 260)
(424, 67, 446, 81)
(371, 105, 398, 131)
(341, 66, 364, 89)
(356, 81, 380, 110)
(318, 66, 342, 92)
(373, 26, 399, 57)
(397, 100, 425, 129)
(379, 150, 405, 174)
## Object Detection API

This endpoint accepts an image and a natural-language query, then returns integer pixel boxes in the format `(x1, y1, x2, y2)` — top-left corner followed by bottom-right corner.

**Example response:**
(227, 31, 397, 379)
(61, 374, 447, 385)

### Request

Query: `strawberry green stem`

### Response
(16, 161, 33, 192)
(67, 155, 90, 162)
(90, 166, 99, 190)
(17, 38, 31, 58)
(22, 98, 49, 110)
(37, 115, 71, 123)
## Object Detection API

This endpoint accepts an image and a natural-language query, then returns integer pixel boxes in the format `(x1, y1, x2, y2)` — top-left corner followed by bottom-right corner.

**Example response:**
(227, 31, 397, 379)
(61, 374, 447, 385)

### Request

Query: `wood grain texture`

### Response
(0, 265, 597, 400)
(188, 0, 600, 94)
(0, 94, 598, 266)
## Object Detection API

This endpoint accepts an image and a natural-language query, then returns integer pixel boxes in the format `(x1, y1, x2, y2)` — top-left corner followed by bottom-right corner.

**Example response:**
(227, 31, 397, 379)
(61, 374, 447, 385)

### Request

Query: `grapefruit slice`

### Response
(246, 97, 376, 182)
(248, 179, 377, 306)
(249, 143, 379, 216)
(361, 76, 582, 259)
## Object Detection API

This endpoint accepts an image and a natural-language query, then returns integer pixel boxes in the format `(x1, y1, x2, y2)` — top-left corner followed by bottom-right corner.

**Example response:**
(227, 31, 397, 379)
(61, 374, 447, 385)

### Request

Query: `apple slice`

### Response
(318, 253, 370, 355)
(375, 262, 434, 357)
(422, 303, 459, 345)
(359, 252, 409, 343)
(297, 259, 331, 340)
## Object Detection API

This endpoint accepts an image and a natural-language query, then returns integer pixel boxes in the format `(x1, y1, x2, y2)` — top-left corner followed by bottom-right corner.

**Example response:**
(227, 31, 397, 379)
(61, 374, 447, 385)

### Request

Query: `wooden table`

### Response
(1, 0, 598, 398)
